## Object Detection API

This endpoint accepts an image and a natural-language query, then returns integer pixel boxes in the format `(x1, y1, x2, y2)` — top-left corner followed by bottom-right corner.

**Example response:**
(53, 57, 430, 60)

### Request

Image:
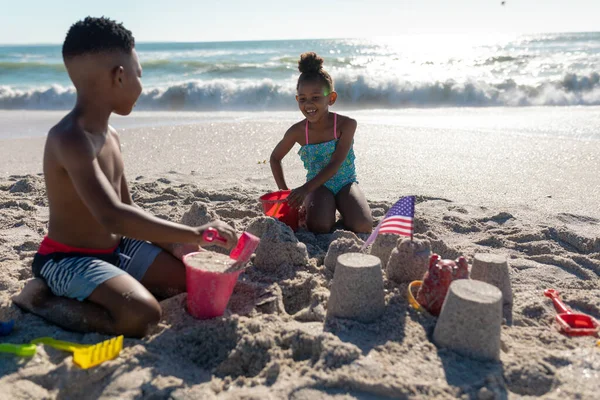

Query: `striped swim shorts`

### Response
(31, 237, 161, 302)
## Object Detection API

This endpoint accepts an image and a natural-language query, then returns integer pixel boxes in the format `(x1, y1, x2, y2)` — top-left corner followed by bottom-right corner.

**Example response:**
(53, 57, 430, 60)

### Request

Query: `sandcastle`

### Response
(369, 233, 399, 267)
(324, 238, 363, 272)
(245, 217, 309, 272)
(470, 253, 513, 323)
(433, 279, 503, 361)
(386, 237, 431, 283)
(326, 253, 385, 323)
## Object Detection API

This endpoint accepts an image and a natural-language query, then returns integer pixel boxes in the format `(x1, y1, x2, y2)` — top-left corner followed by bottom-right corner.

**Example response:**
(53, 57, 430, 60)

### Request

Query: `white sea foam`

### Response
(2, 72, 600, 110)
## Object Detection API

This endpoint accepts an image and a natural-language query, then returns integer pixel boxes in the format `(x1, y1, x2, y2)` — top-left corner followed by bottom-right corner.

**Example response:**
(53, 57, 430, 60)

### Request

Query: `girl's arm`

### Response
(270, 127, 299, 190)
(287, 117, 357, 207)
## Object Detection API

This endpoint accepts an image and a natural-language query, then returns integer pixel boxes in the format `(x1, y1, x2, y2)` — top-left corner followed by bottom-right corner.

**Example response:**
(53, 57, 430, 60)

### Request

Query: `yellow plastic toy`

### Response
(31, 335, 123, 369)
(0, 343, 37, 357)
(408, 280, 426, 312)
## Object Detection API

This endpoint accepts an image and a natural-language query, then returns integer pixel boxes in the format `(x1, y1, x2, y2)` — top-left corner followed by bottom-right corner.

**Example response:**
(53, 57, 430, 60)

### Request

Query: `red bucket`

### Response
(259, 190, 299, 231)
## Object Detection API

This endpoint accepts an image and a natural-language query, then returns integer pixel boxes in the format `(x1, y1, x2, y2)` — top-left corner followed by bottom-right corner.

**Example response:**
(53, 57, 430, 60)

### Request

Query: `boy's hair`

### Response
(62, 16, 135, 60)
(297, 52, 334, 93)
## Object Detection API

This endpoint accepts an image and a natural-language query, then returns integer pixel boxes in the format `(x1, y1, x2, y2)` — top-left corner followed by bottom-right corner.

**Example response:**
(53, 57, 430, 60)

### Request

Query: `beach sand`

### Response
(0, 109, 599, 399)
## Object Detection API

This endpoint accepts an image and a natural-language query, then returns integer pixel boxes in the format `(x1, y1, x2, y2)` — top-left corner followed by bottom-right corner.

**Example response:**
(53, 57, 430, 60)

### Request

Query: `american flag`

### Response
(361, 196, 415, 251)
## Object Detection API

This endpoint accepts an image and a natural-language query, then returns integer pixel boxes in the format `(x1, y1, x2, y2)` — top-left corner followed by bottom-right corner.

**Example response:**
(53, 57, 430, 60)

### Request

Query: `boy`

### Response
(12, 17, 237, 338)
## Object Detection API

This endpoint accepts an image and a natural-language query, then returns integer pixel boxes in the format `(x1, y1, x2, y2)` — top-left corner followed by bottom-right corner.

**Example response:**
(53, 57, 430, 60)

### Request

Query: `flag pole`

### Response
(410, 196, 415, 242)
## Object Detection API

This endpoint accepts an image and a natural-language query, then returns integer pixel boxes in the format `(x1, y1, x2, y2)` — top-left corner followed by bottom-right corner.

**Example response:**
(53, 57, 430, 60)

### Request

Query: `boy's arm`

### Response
(287, 117, 357, 207)
(120, 174, 190, 256)
(269, 126, 299, 190)
(55, 131, 236, 247)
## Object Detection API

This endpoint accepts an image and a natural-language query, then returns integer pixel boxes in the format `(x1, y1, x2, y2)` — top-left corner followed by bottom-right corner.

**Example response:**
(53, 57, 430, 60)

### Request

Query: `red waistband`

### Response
(38, 236, 119, 256)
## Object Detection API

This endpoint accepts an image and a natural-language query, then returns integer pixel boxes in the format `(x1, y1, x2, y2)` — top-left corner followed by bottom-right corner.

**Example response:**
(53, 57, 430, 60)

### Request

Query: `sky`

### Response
(0, 0, 598, 44)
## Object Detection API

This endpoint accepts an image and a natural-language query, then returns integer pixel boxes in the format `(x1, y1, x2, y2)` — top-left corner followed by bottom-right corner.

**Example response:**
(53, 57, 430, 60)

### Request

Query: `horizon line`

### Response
(1, 30, 598, 47)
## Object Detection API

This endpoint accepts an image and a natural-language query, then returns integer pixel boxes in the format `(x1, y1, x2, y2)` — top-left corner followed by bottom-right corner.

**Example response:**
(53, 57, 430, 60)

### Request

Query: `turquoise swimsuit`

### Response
(298, 113, 357, 195)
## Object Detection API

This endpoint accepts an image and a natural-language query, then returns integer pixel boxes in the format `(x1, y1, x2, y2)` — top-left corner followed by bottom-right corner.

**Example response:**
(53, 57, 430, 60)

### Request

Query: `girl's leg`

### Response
(304, 185, 337, 233)
(335, 182, 373, 233)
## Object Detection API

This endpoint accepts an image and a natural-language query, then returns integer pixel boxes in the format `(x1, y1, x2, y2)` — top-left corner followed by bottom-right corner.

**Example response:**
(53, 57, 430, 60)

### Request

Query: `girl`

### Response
(270, 52, 372, 234)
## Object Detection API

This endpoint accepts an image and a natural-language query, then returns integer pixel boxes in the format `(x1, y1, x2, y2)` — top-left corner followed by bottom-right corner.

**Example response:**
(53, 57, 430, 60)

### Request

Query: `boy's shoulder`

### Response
(46, 114, 120, 163)
(47, 113, 85, 149)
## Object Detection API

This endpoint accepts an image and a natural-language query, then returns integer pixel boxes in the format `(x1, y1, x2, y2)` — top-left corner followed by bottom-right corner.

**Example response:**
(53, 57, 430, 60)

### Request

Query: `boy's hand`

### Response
(288, 185, 309, 209)
(197, 221, 238, 249)
(171, 243, 201, 260)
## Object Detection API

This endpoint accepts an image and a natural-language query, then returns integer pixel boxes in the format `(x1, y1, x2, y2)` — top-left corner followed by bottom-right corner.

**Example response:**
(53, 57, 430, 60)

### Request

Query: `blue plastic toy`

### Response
(0, 320, 15, 336)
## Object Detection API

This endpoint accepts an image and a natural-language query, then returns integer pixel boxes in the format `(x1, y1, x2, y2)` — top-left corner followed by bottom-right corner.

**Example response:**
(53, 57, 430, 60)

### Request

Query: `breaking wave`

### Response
(2, 72, 600, 110)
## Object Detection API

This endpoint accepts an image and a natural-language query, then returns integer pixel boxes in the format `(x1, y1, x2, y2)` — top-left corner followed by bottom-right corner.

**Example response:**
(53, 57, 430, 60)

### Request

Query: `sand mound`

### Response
(386, 237, 431, 283)
(369, 233, 400, 267)
(324, 238, 363, 272)
(246, 217, 309, 272)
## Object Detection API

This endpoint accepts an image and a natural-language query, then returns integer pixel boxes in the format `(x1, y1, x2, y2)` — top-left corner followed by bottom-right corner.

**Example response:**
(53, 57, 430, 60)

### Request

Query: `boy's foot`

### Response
(12, 278, 117, 335)
(12, 278, 51, 313)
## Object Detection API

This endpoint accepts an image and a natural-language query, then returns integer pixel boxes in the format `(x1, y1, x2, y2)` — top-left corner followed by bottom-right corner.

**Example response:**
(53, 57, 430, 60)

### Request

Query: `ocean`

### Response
(1, 33, 599, 110)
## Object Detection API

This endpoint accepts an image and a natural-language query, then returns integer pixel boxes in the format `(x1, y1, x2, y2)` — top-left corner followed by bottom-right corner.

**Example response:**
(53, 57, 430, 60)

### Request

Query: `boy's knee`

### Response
(114, 298, 162, 338)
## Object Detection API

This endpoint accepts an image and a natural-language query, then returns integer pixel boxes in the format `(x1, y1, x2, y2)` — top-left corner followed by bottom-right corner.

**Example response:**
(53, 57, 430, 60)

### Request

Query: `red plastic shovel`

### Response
(544, 289, 599, 336)
(202, 227, 228, 244)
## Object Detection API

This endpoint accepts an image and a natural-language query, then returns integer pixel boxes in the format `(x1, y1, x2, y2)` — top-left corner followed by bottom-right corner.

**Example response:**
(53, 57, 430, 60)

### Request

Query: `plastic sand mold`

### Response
(408, 281, 426, 312)
(31, 335, 123, 369)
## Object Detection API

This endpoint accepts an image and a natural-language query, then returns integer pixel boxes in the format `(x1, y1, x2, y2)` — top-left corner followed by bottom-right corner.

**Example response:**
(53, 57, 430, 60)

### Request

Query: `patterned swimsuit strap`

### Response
(305, 112, 337, 145)
(333, 112, 337, 139)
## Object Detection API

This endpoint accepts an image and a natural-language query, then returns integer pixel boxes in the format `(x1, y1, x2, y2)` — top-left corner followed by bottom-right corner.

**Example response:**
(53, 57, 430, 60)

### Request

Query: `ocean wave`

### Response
(480, 55, 532, 66)
(2, 73, 600, 110)
(141, 59, 292, 75)
(0, 61, 65, 72)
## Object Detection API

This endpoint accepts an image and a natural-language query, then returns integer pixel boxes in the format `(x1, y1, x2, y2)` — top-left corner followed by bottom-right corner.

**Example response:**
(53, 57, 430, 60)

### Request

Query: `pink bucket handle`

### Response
(228, 232, 260, 272)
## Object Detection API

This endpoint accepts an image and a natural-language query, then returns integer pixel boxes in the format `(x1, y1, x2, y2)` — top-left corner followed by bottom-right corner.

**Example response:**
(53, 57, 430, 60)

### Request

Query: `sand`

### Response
(0, 173, 598, 399)
(0, 107, 599, 399)
(184, 252, 235, 272)
(2, 108, 600, 219)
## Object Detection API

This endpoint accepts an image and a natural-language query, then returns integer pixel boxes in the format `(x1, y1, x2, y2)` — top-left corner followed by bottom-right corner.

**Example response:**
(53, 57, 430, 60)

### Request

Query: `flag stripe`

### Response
(380, 221, 413, 229)
(379, 227, 412, 235)
(380, 216, 413, 223)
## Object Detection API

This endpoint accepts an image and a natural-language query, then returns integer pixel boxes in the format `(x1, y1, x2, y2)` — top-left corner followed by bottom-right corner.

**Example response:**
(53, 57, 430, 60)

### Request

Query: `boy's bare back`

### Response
(45, 113, 127, 249)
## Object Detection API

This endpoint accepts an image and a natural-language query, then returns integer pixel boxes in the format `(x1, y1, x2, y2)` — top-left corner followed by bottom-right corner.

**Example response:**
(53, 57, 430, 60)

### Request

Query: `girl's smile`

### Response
(296, 81, 336, 123)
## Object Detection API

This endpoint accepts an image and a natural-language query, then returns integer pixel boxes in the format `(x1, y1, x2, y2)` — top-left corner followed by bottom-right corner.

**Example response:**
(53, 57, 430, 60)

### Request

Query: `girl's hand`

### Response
(288, 185, 310, 208)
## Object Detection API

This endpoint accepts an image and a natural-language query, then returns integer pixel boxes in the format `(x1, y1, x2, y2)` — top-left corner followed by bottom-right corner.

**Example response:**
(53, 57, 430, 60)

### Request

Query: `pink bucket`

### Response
(183, 232, 259, 319)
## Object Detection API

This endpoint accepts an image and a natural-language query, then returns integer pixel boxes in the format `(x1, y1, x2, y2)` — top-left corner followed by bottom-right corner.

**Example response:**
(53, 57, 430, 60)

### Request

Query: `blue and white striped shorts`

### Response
(31, 238, 162, 302)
